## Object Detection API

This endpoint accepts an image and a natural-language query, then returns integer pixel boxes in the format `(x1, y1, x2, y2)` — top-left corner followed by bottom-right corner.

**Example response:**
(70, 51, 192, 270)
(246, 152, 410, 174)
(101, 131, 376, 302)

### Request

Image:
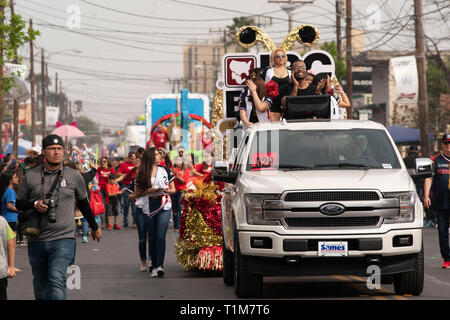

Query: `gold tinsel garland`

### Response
(175, 181, 223, 271)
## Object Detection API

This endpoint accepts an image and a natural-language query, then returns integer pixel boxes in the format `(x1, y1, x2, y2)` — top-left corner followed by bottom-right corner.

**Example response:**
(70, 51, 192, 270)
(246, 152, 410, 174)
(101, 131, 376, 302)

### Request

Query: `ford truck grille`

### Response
(284, 216, 381, 228)
(284, 191, 380, 202)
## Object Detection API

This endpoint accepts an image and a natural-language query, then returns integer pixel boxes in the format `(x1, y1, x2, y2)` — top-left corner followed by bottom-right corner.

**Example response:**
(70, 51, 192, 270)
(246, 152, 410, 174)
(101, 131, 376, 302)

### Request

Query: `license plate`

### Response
(318, 241, 348, 257)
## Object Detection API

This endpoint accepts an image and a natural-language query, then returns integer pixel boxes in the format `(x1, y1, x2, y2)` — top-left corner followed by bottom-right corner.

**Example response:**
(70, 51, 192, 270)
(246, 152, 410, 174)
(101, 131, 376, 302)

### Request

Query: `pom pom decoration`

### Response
(298, 25, 318, 45)
(175, 173, 225, 271)
(265, 80, 279, 99)
(239, 27, 257, 45)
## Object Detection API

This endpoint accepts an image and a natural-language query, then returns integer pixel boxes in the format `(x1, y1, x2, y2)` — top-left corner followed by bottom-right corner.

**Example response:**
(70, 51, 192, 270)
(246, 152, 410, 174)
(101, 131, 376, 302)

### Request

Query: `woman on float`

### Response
(314, 73, 351, 119)
(242, 77, 279, 127)
(263, 48, 291, 87)
(260, 48, 290, 121)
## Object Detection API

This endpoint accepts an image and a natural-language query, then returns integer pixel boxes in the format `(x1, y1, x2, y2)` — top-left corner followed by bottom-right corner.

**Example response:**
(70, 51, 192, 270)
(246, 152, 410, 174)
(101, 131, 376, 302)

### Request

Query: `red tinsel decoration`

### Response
(265, 80, 279, 99)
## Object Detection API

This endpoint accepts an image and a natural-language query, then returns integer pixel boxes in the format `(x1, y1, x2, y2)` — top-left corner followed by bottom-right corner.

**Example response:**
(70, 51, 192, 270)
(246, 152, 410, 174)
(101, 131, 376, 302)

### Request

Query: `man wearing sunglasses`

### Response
(424, 133, 450, 269)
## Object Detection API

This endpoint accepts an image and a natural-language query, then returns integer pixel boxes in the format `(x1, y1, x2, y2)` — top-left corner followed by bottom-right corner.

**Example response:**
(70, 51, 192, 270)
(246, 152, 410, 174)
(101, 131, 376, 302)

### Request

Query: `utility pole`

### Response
(45, 62, 49, 105)
(336, 0, 343, 58)
(29, 19, 36, 146)
(209, 28, 227, 55)
(414, 0, 430, 156)
(345, 0, 352, 118)
(268, 0, 314, 32)
(41, 49, 46, 137)
(59, 80, 64, 122)
(55, 72, 58, 107)
(203, 61, 207, 94)
(9, 0, 19, 159)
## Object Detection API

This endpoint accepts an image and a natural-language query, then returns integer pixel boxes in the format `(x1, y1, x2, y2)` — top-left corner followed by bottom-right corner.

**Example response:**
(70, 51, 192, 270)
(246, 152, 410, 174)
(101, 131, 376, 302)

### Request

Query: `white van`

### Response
(213, 119, 433, 298)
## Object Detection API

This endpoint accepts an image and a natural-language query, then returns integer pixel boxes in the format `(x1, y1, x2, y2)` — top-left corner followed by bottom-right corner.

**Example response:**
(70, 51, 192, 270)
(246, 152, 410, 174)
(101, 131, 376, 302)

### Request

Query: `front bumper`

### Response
(238, 228, 422, 276)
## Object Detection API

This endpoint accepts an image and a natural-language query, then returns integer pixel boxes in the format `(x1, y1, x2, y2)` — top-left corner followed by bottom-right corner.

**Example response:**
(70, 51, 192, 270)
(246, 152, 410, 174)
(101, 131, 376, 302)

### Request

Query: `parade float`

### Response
(174, 23, 345, 272)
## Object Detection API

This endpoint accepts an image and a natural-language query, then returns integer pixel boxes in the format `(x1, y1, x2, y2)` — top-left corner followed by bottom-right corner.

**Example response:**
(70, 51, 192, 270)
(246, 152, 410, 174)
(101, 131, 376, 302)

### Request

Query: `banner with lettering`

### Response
(390, 55, 418, 104)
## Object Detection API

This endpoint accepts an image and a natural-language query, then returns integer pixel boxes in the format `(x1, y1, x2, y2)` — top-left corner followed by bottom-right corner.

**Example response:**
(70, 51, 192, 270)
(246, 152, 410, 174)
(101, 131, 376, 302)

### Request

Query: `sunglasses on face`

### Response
(292, 65, 306, 70)
(275, 54, 285, 59)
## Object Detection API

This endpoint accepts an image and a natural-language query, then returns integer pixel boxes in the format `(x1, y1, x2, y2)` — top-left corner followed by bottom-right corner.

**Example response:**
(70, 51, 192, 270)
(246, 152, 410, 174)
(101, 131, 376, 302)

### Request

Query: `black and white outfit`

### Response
(238, 87, 271, 131)
(330, 95, 346, 119)
(263, 67, 291, 86)
(134, 165, 174, 277)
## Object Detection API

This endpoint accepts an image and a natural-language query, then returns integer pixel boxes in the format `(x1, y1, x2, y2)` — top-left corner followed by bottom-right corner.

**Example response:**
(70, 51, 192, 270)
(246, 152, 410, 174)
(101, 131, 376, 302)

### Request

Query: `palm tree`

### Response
(226, 16, 255, 52)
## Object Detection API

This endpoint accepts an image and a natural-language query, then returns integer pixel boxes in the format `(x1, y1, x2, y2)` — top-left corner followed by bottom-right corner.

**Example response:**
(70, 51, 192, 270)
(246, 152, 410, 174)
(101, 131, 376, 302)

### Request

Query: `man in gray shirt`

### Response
(16, 134, 102, 300)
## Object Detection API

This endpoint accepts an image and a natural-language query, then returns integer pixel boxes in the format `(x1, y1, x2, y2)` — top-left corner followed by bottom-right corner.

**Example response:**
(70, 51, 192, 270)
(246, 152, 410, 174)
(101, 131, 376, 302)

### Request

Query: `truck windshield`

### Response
(244, 129, 401, 171)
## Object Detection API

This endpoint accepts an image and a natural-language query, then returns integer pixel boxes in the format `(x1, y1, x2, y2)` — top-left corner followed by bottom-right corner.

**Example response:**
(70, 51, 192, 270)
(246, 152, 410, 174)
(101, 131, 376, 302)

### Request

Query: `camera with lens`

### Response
(43, 198, 58, 223)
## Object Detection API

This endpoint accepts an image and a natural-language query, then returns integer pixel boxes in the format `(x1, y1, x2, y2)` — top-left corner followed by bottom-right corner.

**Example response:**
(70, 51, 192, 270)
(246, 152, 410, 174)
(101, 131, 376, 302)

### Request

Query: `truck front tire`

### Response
(393, 247, 424, 296)
(222, 241, 234, 286)
(234, 232, 263, 298)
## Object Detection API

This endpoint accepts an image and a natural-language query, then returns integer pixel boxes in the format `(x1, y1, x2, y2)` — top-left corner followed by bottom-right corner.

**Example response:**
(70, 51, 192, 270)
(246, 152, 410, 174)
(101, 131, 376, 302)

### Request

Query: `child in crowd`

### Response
(0, 170, 20, 234)
(0, 215, 16, 300)
(106, 173, 124, 230)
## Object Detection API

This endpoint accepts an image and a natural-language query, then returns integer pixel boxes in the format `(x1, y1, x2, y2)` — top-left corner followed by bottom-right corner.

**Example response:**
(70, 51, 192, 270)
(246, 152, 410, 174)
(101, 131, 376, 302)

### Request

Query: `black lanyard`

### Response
(41, 164, 64, 200)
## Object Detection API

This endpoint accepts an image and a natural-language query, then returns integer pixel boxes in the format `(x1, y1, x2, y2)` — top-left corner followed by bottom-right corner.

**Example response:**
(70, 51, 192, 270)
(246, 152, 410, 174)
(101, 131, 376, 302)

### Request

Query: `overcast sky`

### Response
(15, 0, 450, 130)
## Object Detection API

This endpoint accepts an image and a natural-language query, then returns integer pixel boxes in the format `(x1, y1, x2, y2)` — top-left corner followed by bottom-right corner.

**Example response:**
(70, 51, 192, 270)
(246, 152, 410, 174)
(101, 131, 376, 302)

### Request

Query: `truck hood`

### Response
(240, 169, 413, 193)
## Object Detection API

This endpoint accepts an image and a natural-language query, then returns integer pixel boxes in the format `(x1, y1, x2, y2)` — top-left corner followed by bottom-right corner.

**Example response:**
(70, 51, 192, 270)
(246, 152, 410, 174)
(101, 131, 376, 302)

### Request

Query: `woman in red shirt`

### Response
(96, 157, 116, 228)
(171, 156, 190, 232)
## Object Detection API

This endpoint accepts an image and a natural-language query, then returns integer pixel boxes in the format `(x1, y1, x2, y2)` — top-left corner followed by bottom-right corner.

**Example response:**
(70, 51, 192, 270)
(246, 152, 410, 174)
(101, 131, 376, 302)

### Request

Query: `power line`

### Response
(78, 0, 246, 22)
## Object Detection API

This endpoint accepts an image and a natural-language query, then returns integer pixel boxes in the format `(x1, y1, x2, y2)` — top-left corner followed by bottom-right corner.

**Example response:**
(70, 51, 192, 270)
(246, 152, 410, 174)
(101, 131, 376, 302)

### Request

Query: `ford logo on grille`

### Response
(319, 203, 345, 216)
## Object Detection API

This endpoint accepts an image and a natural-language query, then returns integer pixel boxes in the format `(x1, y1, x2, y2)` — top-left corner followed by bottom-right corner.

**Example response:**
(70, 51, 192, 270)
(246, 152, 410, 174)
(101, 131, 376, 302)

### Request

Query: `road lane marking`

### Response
(392, 295, 409, 300)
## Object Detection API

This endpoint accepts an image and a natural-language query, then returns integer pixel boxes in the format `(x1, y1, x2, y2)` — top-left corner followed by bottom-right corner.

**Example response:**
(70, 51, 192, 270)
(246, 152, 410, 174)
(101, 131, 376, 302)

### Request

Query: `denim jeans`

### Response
(436, 209, 450, 261)
(171, 191, 183, 230)
(148, 208, 171, 268)
(135, 207, 151, 262)
(120, 187, 136, 226)
(28, 238, 76, 300)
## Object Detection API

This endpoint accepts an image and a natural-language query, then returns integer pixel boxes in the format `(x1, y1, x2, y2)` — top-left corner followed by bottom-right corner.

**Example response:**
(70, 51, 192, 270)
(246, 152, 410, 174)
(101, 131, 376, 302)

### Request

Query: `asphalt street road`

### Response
(7, 223, 450, 300)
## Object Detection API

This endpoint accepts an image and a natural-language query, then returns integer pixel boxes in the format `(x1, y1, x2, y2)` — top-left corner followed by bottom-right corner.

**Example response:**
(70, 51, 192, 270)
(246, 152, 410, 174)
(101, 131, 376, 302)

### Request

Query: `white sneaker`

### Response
(150, 268, 158, 278)
(157, 266, 164, 277)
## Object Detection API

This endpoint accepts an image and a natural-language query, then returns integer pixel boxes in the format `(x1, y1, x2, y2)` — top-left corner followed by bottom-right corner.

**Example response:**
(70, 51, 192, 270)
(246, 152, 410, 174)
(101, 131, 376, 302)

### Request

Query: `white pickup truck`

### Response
(213, 119, 433, 298)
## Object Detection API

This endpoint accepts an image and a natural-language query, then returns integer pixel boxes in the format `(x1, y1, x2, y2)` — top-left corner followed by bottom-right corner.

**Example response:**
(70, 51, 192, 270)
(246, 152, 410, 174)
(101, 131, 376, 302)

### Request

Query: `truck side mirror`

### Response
(212, 161, 239, 184)
(413, 158, 433, 179)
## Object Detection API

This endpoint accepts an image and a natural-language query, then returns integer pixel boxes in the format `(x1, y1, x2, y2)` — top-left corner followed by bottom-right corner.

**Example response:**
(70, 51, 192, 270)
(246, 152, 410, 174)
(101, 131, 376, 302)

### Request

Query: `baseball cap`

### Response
(42, 134, 64, 149)
(442, 133, 450, 143)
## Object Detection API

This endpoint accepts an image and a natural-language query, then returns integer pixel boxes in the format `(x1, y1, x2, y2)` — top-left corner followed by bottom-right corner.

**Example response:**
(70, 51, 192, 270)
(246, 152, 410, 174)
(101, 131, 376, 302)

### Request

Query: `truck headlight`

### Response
(383, 192, 415, 224)
(244, 193, 280, 225)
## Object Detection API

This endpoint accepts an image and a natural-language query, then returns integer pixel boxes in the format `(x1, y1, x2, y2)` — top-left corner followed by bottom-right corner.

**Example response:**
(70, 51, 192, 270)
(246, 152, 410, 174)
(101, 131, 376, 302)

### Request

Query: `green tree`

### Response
(0, 1, 40, 94)
(75, 115, 103, 147)
(0, 2, 39, 146)
(426, 56, 450, 134)
(320, 40, 346, 81)
(74, 100, 83, 113)
(226, 16, 255, 52)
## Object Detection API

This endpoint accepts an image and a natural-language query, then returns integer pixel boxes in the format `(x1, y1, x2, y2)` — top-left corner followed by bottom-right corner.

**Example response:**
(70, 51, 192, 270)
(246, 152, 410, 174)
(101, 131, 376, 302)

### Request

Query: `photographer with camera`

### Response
(15, 134, 102, 300)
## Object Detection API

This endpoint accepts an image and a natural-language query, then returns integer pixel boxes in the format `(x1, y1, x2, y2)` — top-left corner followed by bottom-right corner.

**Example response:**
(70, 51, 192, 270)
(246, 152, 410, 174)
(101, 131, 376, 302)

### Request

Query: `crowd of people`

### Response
(0, 131, 213, 300)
